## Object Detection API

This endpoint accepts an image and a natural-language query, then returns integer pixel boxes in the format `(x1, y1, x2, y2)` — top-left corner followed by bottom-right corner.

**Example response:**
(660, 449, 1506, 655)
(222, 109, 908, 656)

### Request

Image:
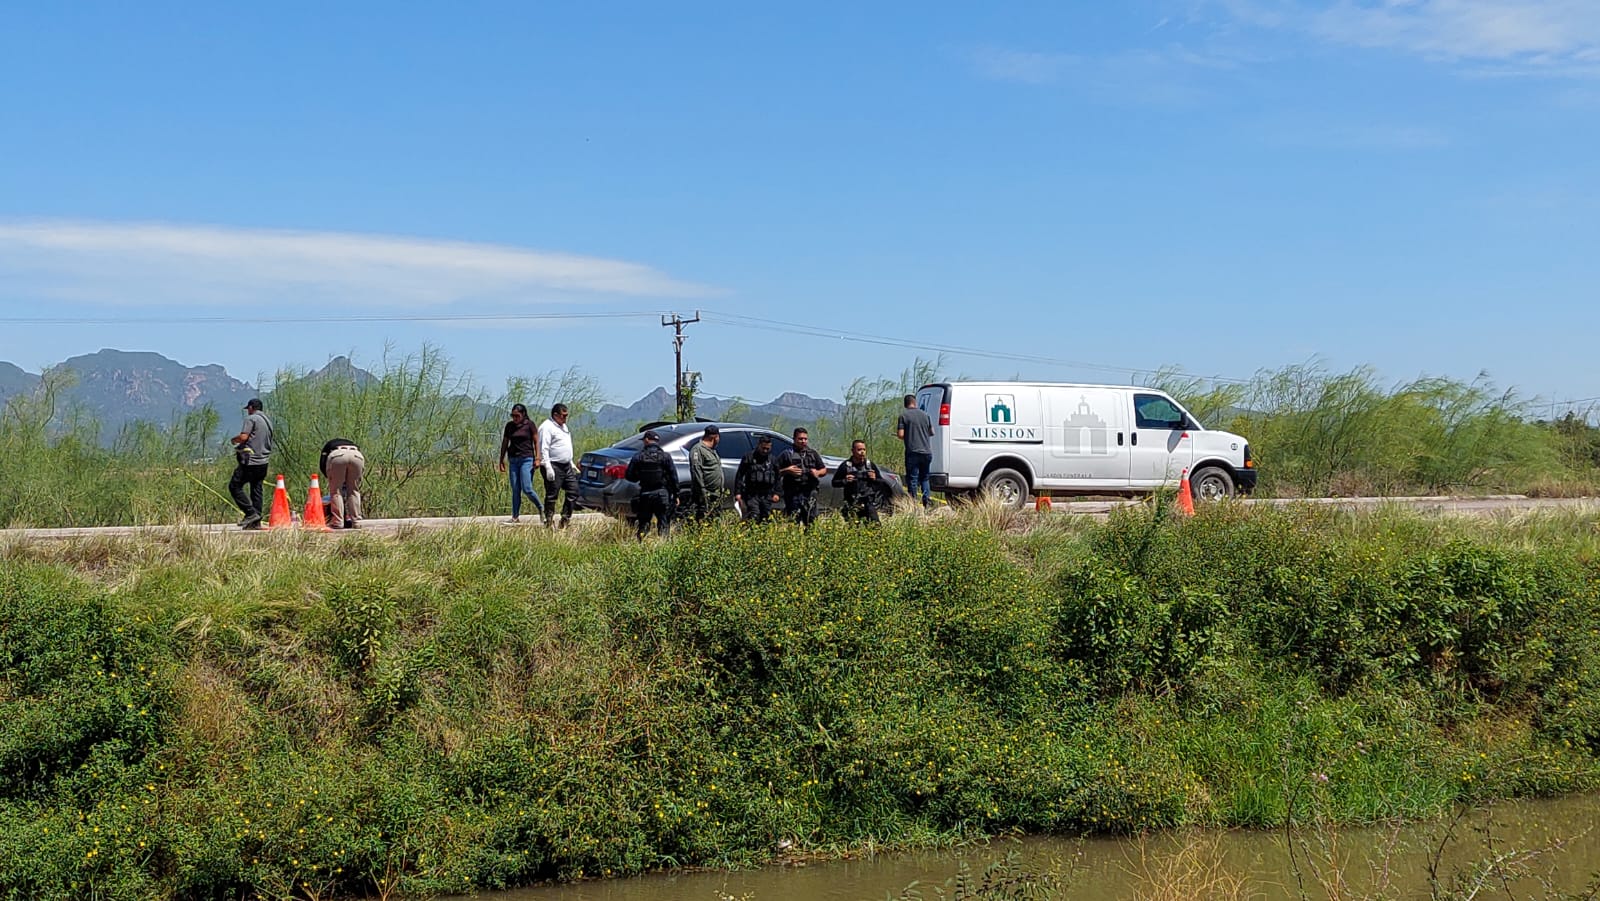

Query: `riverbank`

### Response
(3, 504, 1598, 899)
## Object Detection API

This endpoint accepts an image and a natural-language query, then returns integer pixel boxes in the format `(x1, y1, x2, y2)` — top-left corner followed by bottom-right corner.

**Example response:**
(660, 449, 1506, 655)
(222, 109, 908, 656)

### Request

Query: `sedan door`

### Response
(714, 430, 754, 507)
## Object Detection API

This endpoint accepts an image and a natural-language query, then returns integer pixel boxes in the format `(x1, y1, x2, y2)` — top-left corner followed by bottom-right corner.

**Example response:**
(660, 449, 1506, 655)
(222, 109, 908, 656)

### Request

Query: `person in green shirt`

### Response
(689, 425, 725, 521)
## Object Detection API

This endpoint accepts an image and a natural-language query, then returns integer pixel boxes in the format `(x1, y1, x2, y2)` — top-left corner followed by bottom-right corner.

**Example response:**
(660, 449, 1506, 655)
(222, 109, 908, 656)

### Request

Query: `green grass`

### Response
(2, 504, 1600, 899)
(6, 353, 1600, 529)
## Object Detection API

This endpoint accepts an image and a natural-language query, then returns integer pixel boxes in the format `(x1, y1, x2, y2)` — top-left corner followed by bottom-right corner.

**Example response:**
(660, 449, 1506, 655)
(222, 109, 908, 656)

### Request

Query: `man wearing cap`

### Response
(228, 398, 273, 530)
(734, 434, 781, 523)
(688, 425, 725, 521)
(626, 429, 679, 540)
(319, 437, 365, 529)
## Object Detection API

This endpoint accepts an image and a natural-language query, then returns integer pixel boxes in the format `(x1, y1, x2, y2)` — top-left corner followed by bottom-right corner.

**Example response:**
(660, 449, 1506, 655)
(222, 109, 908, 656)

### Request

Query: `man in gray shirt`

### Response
(228, 398, 273, 529)
(896, 394, 934, 508)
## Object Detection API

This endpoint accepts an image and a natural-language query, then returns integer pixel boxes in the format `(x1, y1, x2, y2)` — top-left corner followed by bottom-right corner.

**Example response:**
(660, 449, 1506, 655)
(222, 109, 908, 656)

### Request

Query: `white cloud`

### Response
(1222, 0, 1600, 74)
(966, 44, 1242, 105)
(0, 219, 714, 309)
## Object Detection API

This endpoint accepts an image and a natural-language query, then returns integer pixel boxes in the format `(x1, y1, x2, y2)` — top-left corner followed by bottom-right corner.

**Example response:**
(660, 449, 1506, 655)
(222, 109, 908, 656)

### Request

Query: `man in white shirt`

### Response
(538, 402, 578, 528)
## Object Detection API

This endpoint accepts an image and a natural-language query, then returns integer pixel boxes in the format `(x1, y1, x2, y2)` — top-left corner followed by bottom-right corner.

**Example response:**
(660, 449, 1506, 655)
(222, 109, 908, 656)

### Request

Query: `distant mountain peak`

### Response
(0, 349, 256, 438)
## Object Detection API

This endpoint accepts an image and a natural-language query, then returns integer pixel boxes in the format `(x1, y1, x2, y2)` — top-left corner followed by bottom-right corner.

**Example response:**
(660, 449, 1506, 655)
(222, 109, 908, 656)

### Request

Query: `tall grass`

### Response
(2, 505, 1599, 898)
(4, 351, 1600, 528)
(0, 348, 620, 528)
(1147, 362, 1595, 497)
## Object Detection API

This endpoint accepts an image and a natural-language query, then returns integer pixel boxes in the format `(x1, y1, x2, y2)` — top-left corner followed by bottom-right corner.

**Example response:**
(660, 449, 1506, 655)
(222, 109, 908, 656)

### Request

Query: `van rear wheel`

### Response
(980, 468, 1028, 510)
(1190, 465, 1235, 501)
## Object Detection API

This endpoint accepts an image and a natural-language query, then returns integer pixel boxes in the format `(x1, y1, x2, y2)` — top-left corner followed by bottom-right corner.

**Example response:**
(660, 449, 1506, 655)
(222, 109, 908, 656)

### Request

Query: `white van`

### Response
(916, 381, 1256, 508)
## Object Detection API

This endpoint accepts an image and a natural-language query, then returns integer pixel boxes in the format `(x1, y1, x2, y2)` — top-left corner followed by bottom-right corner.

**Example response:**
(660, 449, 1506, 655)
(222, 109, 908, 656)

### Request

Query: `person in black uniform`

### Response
(832, 439, 884, 524)
(775, 427, 829, 528)
(734, 434, 782, 523)
(625, 429, 679, 540)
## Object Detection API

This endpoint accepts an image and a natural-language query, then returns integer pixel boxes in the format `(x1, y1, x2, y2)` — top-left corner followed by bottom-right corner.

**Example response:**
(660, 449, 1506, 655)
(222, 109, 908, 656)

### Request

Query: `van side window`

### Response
(1134, 394, 1187, 430)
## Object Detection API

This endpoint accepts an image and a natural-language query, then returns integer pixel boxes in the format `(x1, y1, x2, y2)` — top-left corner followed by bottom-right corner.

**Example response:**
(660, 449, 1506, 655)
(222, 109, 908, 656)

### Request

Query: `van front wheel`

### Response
(1190, 465, 1235, 501)
(980, 468, 1029, 509)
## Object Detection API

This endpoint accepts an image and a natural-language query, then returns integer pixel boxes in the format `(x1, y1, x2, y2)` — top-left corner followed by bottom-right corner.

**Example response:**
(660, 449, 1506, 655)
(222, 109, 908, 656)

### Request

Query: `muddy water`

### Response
(483, 794, 1600, 900)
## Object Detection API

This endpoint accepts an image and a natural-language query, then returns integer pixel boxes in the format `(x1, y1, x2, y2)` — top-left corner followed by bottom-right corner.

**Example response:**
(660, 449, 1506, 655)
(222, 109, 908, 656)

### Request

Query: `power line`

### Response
(0, 311, 666, 325)
(698, 309, 1254, 385)
(0, 305, 1251, 386)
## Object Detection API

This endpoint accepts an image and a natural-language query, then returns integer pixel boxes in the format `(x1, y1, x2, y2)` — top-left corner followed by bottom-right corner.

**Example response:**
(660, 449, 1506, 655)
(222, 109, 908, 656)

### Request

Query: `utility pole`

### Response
(661, 311, 701, 422)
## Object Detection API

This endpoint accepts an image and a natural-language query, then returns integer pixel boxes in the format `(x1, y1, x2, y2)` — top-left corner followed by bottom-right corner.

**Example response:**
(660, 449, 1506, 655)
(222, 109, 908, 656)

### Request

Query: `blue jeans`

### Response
(904, 452, 932, 504)
(508, 456, 544, 518)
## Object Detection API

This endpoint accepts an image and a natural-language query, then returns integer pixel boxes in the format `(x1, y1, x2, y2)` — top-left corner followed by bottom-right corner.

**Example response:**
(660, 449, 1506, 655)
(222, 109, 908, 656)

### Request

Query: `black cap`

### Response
(643, 429, 660, 442)
(703, 424, 720, 436)
(245, 398, 262, 410)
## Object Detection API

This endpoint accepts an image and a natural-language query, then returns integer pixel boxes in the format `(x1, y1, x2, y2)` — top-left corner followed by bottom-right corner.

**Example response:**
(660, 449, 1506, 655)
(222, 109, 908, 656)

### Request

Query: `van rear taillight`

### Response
(939, 403, 950, 426)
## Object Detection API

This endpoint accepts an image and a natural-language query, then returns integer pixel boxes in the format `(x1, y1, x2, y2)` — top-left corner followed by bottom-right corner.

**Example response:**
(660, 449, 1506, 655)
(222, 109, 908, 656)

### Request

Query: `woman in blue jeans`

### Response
(497, 403, 544, 522)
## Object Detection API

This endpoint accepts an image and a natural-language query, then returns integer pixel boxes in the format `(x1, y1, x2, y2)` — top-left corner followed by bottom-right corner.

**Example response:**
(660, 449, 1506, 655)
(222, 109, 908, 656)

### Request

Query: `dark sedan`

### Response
(577, 422, 905, 517)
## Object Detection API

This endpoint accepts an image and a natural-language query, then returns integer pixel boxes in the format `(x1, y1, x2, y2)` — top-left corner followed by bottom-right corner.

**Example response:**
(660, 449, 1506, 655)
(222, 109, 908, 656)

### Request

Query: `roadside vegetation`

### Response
(3, 348, 1599, 528)
(2, 503, 1599, 898)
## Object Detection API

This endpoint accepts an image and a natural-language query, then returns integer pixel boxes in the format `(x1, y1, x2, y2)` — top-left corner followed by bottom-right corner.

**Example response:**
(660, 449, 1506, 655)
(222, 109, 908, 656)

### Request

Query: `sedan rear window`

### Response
(611, 422, 703, 451)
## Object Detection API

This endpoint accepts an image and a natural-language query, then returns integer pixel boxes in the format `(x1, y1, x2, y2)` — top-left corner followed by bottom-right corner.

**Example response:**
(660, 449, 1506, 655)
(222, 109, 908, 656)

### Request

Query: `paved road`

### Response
(1, 512, 611, 542)
(1039, 495, 1600, 516)
(2, 497, 1595, 543)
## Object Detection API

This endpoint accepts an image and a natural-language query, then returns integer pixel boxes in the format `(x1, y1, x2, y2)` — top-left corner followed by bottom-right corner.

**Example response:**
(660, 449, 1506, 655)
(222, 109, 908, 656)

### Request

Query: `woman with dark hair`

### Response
(498, 403, 544, 522)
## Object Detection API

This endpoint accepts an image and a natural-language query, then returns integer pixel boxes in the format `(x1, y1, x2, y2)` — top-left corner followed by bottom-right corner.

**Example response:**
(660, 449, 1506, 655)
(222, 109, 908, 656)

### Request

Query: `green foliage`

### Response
(0, 347, 612, 527)
(6, 352, 1600, 528)
(1152, 362, 1579, 497)
(3, 476, 1600, 898)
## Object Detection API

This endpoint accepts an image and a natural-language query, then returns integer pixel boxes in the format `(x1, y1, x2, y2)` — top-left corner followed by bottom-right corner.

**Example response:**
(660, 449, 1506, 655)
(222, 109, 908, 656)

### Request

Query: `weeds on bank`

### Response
(2, 505, 1600, 898)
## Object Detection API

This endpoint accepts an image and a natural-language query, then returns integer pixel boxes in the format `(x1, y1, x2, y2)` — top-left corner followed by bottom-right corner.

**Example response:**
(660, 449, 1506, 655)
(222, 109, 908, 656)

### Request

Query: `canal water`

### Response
(481, 794, 1599, 900)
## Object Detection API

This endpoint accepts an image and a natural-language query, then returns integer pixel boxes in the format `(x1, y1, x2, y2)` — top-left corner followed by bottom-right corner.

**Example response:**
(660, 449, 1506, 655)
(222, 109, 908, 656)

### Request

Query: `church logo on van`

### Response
(1062, 396, 1113, 456)
(985, 395, 1015, 424)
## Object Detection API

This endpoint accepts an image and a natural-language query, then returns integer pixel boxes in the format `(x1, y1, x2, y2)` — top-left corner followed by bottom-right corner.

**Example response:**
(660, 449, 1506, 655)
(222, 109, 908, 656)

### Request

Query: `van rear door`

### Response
(916, 383, 949, 475)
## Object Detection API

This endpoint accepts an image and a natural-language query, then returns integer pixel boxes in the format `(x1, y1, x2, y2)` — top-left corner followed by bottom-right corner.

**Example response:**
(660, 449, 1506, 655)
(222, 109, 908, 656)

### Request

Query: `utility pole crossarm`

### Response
(661, 311, 701, 422)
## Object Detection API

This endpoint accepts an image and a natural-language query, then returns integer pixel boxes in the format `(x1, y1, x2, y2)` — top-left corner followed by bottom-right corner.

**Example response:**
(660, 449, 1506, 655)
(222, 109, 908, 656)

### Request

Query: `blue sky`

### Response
(2, 1, 1598, 412)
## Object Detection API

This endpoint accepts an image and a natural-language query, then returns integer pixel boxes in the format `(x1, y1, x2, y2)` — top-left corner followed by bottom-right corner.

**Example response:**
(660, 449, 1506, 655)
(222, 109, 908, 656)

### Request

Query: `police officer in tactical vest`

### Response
(776, 426, 829, 528)
(734, 434, 781, 523)
(832, 439, 885, 524)
(626, 429, 679, 540)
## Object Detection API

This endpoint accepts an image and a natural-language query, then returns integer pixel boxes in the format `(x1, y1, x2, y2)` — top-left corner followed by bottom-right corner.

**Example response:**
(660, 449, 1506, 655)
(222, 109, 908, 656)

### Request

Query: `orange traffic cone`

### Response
(266, 474, 294, 529)
(1035, 494, 1052, 512)
(1176, 468, 1195, 517)
(302, 473, 331, 532)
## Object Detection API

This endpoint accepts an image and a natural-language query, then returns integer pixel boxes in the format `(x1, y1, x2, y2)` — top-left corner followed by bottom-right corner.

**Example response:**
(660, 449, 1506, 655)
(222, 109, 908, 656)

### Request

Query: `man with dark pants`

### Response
(832, 440, 884, 524)
(626, 429, 679, 540)
(538, 402, 578, 528)
(228, 398, 273, 530)
(689, 424, 724, 521)
(897, 394, 934, 508)
(776, 427, 828, 528)
(734, 434, 781, 523)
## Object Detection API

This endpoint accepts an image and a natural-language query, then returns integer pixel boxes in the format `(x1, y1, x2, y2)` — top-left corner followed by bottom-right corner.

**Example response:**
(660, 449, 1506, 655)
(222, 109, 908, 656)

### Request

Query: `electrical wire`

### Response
(0, 311, 666, 325)
(698, 309, 1254, 385)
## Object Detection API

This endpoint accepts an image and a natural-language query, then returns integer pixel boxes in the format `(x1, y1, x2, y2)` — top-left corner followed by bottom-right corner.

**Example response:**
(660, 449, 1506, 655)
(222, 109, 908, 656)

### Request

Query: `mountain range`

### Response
(0, 349, 844, 441)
